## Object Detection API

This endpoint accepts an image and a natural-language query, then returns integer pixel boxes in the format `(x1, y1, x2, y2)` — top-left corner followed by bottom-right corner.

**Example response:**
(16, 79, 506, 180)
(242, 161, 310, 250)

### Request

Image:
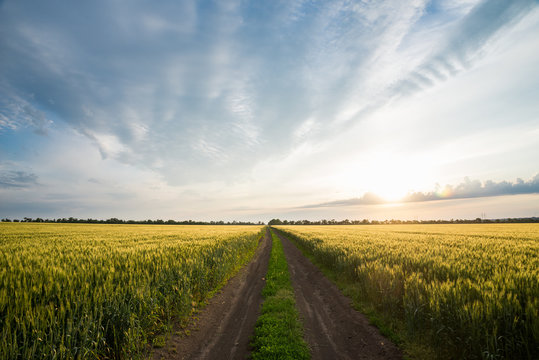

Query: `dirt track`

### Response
(275, 230, 402, 360)
(155, 228, 402, 359)
(153, 229, 271, 360)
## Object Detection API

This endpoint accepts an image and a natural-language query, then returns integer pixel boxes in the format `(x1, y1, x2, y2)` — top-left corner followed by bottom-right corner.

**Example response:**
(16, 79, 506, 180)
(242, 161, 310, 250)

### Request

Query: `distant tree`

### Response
(106, 218, 123, 224)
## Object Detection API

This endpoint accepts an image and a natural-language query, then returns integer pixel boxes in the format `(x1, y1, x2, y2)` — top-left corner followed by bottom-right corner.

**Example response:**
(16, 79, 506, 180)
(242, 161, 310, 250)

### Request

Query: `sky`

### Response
(1, 0, 538, 222)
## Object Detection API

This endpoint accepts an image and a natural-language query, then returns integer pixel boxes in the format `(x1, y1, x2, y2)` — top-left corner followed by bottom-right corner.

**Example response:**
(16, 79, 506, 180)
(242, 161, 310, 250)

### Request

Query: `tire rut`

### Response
(153, 229, 271, 360)
(275, 230, 402, 360)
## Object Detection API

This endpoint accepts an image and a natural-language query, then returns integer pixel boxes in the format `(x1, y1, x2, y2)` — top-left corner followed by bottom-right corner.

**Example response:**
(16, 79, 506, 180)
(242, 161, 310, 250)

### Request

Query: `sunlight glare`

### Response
(337, 150, 435, 203)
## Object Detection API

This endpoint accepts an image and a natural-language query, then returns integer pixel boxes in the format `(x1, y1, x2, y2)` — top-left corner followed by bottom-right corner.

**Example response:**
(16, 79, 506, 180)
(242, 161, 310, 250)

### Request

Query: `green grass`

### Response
(250, 230, 310, 360)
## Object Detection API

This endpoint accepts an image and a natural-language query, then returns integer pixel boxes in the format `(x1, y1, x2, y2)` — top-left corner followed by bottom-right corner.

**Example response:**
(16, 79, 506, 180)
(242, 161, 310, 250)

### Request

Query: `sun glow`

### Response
(335, 150, 436, 204)
(366, 166, 415, 203)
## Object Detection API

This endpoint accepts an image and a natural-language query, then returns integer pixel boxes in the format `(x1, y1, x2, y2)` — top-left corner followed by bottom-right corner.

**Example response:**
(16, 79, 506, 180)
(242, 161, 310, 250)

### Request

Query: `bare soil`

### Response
(275, 230, 403, 360)
(153, 229, 271, 360)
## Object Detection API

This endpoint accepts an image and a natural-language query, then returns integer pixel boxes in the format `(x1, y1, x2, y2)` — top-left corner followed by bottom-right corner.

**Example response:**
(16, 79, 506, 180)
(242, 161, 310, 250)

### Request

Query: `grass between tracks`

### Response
(250, 230, 310, 360)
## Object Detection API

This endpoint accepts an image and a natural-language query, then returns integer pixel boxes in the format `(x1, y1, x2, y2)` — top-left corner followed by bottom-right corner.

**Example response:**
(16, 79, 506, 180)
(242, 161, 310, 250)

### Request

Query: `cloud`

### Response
(355, 0, 537, 118)
(302, 174, 539, 208)
(0, 0, 536, 188)
(0, 170, 38, 188)
(0, 89, 51, 134)
(390, 0, 536, 95)
(314, 0, 537, 137)
(301, 192, 385, 208)
(404, 174, 539, 202)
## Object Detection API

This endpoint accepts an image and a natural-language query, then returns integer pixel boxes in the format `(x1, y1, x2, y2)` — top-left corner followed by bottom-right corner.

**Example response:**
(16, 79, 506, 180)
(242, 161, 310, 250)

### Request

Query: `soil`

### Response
(154, 227, 402, 360)
(153, 228, 272, 360)
(275, 230, 403, 360)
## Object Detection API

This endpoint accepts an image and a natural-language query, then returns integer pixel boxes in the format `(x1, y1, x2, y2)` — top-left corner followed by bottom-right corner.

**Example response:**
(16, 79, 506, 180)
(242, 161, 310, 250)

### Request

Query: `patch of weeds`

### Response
(152, 335, 166, 348)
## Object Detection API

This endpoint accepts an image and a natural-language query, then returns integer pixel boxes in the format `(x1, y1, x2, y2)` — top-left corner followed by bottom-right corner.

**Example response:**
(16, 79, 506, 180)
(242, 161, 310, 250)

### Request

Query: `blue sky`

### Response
(1, 0, 538, 221)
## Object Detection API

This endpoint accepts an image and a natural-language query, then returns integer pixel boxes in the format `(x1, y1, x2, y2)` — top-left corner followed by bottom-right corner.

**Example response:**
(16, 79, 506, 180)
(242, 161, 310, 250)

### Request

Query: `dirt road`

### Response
(153, 229, 271, 360)
(155, 228, 402, 359)
(275, 230, 402, 360)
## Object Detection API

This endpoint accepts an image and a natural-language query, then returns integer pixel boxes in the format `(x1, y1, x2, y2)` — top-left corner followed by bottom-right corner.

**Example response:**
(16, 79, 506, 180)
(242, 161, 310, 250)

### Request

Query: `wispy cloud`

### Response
(0, 170, 38, 189)
(0, 89, 51, 134)
(301, 192, 385, 208)
(331, 0, 538, 130)
(388, 0, 536, 98)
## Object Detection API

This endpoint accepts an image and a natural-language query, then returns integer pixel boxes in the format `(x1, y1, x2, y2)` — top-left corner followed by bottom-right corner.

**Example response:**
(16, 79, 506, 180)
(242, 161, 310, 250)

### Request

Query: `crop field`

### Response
(0, 223, 263, 359)
(275, 224, 539, 359)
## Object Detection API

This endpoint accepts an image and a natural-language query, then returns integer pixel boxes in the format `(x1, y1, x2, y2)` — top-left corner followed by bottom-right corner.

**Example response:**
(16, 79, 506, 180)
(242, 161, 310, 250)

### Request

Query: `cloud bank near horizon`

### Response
(303, 174, 539, 208)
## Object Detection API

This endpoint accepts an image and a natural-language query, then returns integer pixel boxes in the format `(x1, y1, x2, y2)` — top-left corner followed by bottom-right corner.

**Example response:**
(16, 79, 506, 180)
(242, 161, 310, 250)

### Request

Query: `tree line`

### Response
(0, 217, 263, 225)
(268, 217, 539, 225)
(1, 217, 537, 225)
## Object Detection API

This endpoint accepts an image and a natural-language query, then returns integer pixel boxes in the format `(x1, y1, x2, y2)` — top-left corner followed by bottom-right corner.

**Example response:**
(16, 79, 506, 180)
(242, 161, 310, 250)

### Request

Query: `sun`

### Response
(371, 183, 410, 203)
(366, 166, 414, 203)
(335, 150, 434, 204)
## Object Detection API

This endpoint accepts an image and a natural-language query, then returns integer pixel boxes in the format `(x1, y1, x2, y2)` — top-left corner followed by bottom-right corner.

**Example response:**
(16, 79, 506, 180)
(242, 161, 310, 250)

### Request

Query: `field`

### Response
(274, 224, 539, 359)
(3, 222, 537, 359)
(0, 223, 263, 359)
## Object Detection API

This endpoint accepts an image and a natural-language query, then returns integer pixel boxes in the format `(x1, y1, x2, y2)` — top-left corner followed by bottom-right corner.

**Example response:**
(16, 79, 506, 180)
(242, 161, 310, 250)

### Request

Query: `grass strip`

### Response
(250, 230, 310, 360)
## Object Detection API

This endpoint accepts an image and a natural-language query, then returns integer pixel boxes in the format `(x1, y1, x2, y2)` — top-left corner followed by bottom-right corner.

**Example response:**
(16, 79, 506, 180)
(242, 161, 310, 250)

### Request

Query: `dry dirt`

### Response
(275, 229, 402, 360)
(154, 228, 402, 359)
(153, 228, 271, 360)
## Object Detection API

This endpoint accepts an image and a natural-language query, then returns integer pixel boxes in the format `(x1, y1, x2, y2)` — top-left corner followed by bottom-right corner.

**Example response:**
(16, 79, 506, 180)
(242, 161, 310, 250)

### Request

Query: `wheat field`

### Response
(275, 224, 539, 359)
(0, 223, 263, 359)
